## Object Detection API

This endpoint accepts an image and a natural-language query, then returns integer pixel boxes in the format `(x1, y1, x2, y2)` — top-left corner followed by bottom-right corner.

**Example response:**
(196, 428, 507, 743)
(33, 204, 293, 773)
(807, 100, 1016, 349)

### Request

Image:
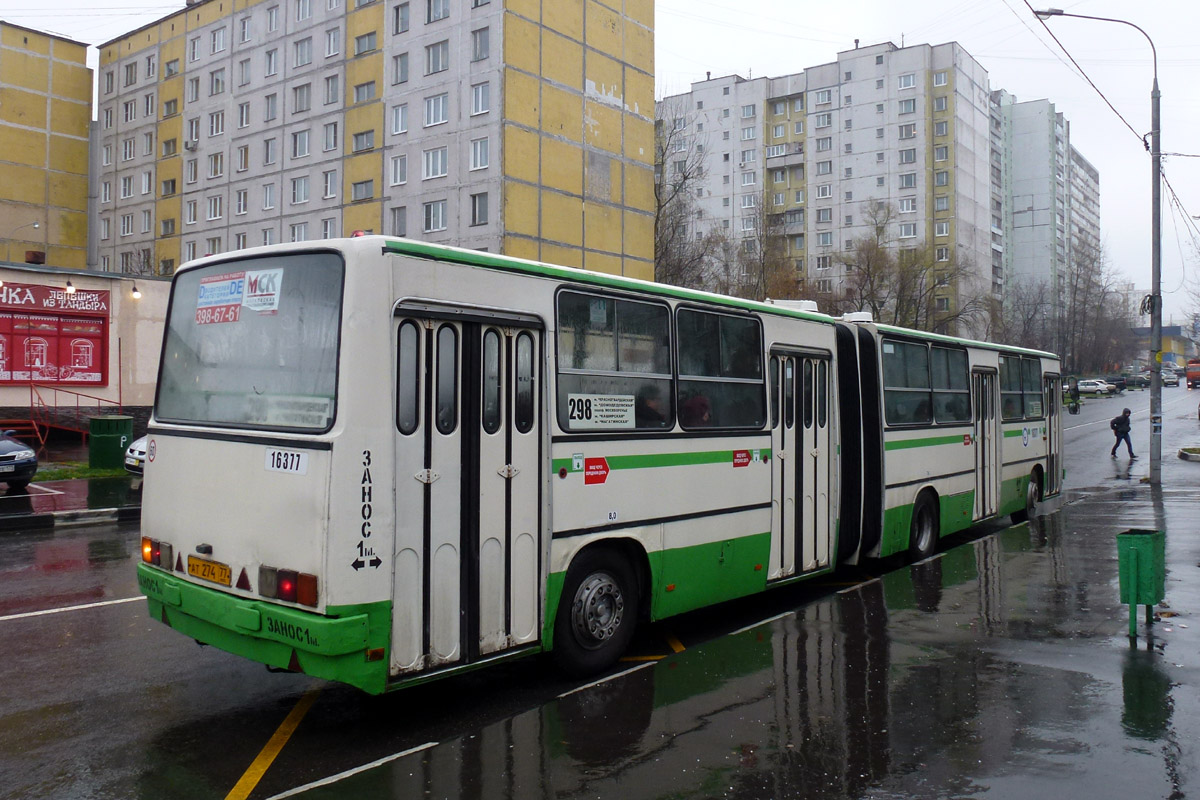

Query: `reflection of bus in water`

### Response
(136, 237, 1062, 693)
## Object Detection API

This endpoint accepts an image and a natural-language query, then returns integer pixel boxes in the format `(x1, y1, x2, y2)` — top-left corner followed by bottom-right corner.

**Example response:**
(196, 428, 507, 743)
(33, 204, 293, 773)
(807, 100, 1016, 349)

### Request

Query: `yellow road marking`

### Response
(665, 634, 686, 653)
(619, 654, 666, 662)
(225, 687, 321, 800)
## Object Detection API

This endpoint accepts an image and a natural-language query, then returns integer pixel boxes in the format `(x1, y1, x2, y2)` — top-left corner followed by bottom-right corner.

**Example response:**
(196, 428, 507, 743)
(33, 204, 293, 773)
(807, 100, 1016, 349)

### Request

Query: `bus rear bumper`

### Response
(137, 563, 391, 694)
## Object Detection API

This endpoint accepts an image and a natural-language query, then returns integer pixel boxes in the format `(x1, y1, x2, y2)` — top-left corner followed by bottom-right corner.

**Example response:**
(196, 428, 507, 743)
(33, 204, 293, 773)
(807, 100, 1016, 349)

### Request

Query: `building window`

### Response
(899, 197, 916, 213)
(471, 82, 490, 115)
(164, 59, 179, 78)
(239, 59, 251, 86)
(209, 69, 225, 96)
(816, 160, 831, 175)
(238, 102, 250, 128)
(935, 196, 950, 211)
(209, 111, 225, 136)
(163, 98, 178, 117)
(470, 192, 488, 225)
(934, 71, 948, 86)
(816, 208, 832, 223)
(240, 17, 251, 42)
(207, 152, 224, 178)
(324, 74, 340, 104)
(122, 138, 135, 161)
(934, 96, 948, 112)
(899, 124, 916, 139)
(185, 200, 197, 224)
(101, 145, 112, 166)
(355, 32, 377, 56)
(394, 2, 410, 33)
(814, 113, 831, 128)
(103, 108, 112, 129)
(120, 214, 134, 236)
(816, 232, 833, 246)
(294, 84, 312, 112)
(741, 126, 756, 141)
(392, 104, 408, 133)
(265, 49, 278, 76)
(160, 218, 174, 236)
(322, 218, 337, 239)
(161, 178, 176, 196)
(186, 117, 200, 141)
(324, 122, 339, 151)
(741, 171, 756, 186)
(815, 184, 831, 199)
(264, 138, 277, 165)
(294, 37, 313, 67)
(425, 40, 448, 73)
(898, 73, 915, 89)
(354, 81, 376, 103)
(815, 137, 831, 152)
(290, 223, 307, 242)
(263, 183, 276, 209)
(423, 146, 448, 178)
(296, 0, 311, 19)
(899, 148, 916, 164)
(119, 176, 133, 198)
(934, 146, 948, 161)
(393, 52, 409, 84)
(427, 0, 449, 23)
(815, 89, 831, 104)
(326, 28, 341, 57)
(352, 130, 375, 152)
(935, 121, 948, 136)
(264, 93, 278, 121)
(390, 154, 408, 184)
(292, 176, 309, 204)
(123, 100, 136, 123)
(390, 206, 407, 236)
(352, 179, 374, 201)
(236, 189, 248, 214)
(292, 129, 310, 158)
(144, 93, 155, 118)
(323, 170, 337, 198)
(186, 159, 198, 182)
(935, 221, 949, 237)
(936, 246, 950, 261)
(899, 223, 917, 239)
(935, 170, 949, 187)
(471, 28, 489, 61)
(898, 98, 916, 114)
(424, 93, 448, 126)
(267, 5, 279, 31)
(207, 196, 223, 220)
(211, 27, 226, 53)
(899, 172, 916, 188)
(423, 199, 446, 231)
(470, 137, 489, 170)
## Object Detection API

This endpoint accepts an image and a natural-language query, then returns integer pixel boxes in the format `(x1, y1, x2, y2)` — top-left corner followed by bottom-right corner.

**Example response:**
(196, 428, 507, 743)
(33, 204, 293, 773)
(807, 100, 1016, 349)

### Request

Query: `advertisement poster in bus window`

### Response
(196, 271, 245, 325)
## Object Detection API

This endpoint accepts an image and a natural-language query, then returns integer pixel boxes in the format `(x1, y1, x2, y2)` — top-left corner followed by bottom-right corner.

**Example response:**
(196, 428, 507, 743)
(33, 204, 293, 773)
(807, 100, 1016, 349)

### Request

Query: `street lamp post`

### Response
(3, 220, 41, 263)
(1034, 8, 1162, 485)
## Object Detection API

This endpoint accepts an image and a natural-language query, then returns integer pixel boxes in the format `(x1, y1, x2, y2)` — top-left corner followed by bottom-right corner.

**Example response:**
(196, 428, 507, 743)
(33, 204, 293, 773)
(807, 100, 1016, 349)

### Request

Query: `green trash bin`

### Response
(89, 415, 134, 469)
(1116, 529, 1166, 637)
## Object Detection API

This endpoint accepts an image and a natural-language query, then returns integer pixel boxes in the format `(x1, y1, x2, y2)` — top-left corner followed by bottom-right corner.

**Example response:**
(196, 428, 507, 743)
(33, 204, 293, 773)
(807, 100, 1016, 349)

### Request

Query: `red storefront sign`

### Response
(0, 282, 109, 385)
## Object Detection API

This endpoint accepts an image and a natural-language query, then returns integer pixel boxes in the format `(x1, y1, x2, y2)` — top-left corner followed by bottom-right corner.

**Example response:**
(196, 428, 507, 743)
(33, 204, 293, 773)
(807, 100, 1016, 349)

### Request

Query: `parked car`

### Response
(1077, 379, 1109, 394)
(0, 431, 38, 489)
(1125, 373, 1150, 388)
(125, 435, 147, 474)
(1104, 375, 1127, 392)
(1162, 371, 1180, 387)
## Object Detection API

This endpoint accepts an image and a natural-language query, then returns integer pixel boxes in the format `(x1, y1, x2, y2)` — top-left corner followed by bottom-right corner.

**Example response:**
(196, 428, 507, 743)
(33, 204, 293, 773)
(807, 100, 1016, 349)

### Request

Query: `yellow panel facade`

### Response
(1, 25, 50, 54)
(343, 152, 381, 188)
(503, 0, 541, 22)
(625, 162, 653, 208)
(585, 1, 622, 59)
(51, 62, 92, 103)
(343, 201, 381, 234)
(583, 202, 620, 253)
(344, 103, 382, 153)
(502, 124, 540, 184)
(541, 137, 582, 195)
(345, 52, 383, 98)
(503, 13, 541, 76)
(49, 173, 89, 212)
(49, 135, 88, 175)
(542, 0, 583, 41)
(541, 190, 583, 247)
(541, 83, 582, 141)
(623, 104, 653, 164)
(622, 209, 653, 260)
(0, 164, 45, 203)
(541, 242, 583, 270)
(621, 256, 652, 281)
(502, 235, 539, 261)
(0, 89, 46, 129)
(49, 98, 90, 140)
(624, 0, 653, 29)
(624, 20, 653, 73)
(52, 208, 88, 246)
(583, 100, 621, 153)
(541, 31, 582, 91)
(503, 181, 540, 237)
(584, 51, 621, 104)
(346, 1, 385, 38)
(3, 51, 50, 92)
(583, 250, 621, 275)
(6, 127, 45, 168)
(46, 245, 85, 270)
(504, 69, 541, 129)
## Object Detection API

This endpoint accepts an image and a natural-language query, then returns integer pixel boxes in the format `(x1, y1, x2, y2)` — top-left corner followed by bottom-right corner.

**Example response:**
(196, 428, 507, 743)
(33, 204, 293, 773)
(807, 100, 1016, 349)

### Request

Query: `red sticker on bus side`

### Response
(584, 458, 609, 485)
(733, 450, 751, 467)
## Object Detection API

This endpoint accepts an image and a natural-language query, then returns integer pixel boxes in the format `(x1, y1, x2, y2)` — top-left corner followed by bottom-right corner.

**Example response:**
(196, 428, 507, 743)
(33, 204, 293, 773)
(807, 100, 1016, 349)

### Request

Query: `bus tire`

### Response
(908, 491, 939, 560)
(1011, 470, 1040, 523)
(553, 548, 639, 677)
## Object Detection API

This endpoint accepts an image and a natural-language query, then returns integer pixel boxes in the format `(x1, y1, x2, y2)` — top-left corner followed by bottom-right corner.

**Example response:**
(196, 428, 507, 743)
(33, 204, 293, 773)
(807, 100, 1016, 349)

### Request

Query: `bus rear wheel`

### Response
(908, 492, 939, 560)
(553, 549, 639, 677)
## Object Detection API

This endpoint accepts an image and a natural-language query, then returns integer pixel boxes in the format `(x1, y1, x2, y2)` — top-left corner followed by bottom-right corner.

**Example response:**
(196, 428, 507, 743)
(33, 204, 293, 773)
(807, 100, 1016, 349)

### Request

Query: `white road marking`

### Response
(263, 741, 439, 800)
(0, 595, 143, 623)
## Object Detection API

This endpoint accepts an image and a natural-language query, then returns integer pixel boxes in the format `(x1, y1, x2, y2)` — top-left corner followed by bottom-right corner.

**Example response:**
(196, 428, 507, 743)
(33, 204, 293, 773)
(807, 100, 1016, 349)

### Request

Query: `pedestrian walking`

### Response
(1110, 407, 1136, 459)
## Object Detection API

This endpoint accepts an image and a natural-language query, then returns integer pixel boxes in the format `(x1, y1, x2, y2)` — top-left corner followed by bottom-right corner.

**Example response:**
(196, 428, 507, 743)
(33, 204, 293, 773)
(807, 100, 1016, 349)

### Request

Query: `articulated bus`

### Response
(136, 237, 1062, 693)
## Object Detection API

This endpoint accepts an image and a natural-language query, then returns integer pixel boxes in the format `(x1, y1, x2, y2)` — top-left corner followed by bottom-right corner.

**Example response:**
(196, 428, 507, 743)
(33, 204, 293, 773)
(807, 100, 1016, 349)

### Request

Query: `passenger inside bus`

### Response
(680, 394, 712, 427)
(634, 384, 671, 428)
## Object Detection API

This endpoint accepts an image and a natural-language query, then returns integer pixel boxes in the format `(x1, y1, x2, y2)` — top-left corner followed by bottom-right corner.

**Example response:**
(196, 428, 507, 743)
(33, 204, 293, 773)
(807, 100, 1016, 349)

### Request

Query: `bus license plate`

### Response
(187, 556, 232, 586)
(265, 448, 308, 475)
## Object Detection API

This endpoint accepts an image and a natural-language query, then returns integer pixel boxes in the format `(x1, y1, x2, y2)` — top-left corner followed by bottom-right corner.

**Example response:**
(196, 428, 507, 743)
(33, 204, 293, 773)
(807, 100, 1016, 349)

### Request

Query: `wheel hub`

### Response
(571, 573, 624, 646)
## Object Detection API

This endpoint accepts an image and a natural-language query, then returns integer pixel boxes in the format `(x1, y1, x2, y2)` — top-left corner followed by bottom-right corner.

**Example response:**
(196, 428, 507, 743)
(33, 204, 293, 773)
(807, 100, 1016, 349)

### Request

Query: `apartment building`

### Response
(661, 42, 1017, 335)
(0, 22, 92, 268)
(92, 0, 655, 279)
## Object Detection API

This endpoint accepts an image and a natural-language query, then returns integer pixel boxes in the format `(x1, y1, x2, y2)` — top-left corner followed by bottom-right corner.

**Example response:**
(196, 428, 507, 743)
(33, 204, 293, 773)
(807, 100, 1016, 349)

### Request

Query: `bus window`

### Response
(1022, 358, 1044, 418)
(999, 356, 1024, 421)
(515, 332, 535, 433)
(397, 320, 420, 435)
(435, 325, 458, 434)
(931, 346, 970, 423)
(556, 292, 672, 431)
(482, 329, 501, 434)
(803, 359, 814, 429)
(817, 360, 828, 428)
(882, 339, 932, 425)
(677, 309, 765, 429)
(769, 357, 779, 429)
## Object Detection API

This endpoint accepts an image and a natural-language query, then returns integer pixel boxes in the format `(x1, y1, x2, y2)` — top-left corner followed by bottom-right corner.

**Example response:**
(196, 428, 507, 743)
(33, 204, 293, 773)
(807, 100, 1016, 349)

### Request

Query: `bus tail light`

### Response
(141, 537, 156, 564)
(259, 566, 318, 607)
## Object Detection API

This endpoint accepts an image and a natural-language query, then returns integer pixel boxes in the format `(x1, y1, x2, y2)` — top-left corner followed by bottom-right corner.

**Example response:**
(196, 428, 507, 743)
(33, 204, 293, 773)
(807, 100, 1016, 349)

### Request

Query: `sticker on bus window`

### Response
(195, 271, 245, 325)
(243, 268, 283, 314)
(246, 394, 334, 428)
(566, 393, 635, 429)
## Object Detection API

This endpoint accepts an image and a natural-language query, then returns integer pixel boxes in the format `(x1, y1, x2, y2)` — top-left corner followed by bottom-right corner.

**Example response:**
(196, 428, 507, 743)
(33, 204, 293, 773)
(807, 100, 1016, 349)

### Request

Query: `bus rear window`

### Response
(156, 253, 344, 431)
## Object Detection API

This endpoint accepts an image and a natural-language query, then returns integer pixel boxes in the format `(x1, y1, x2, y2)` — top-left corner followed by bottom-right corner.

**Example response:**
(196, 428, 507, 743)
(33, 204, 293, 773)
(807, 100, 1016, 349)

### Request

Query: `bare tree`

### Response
(654, 100, 711, 290)
(731, 191, 797, 301)
(1060, 239, 1138, 373)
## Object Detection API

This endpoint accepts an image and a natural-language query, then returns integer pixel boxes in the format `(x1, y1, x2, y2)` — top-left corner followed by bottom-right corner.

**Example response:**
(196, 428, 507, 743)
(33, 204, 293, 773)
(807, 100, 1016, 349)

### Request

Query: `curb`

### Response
(0, 505, 141, 533)
(1178, 449, 1200, 463)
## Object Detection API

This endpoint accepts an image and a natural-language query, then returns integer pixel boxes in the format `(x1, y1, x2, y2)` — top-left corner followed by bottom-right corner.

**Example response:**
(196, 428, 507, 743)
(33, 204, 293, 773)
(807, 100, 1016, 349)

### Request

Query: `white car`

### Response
(1077, 379, 1108, 394)
(1162, 371, 1180, 387)
(125, 435, 147, 474)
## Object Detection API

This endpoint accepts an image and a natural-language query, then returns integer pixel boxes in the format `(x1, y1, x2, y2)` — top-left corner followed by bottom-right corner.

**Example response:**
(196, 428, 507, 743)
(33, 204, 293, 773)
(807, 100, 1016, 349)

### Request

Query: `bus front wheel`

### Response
(908, 492, 939, 560)
(1012, 470, 1040, 523)
(553, 549, 639, 677)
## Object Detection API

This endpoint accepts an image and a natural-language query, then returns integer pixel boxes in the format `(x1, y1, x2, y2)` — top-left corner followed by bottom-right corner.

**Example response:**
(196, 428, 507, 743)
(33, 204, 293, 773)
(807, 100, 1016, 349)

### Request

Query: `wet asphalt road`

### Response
(1, 393, 1198, 800)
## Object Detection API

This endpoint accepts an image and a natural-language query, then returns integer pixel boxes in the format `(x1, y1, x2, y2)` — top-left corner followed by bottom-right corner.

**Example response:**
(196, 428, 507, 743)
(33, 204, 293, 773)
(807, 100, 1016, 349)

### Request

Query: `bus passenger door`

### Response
(392, 317, 542, 675)
(798, 357, 833, 572)
(769, 354, 798, 580)
(972, 370, 999, 519)
(1044, 376, 1061, 496)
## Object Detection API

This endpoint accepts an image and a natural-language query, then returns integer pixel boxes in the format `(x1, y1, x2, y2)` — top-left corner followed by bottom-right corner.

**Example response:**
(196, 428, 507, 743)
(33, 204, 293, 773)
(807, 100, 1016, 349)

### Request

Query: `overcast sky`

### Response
(8, 0, 1199, 323)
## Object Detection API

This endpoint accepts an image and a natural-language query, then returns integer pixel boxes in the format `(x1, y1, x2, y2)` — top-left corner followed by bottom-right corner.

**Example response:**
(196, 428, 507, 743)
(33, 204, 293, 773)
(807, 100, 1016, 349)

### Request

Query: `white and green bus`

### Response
(136, 237, 1062, 693)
